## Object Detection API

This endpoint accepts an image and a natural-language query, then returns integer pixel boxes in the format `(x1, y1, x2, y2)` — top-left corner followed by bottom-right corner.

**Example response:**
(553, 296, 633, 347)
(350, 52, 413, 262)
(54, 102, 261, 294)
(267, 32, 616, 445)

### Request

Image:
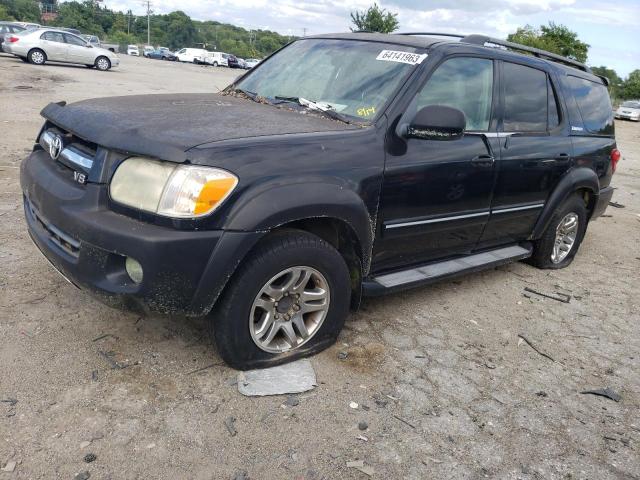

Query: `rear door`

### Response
(63, 33, 92, 64)
(374, 56, 499, 271)
(40, 31, 67, 61)
(478, 61, 572, 247)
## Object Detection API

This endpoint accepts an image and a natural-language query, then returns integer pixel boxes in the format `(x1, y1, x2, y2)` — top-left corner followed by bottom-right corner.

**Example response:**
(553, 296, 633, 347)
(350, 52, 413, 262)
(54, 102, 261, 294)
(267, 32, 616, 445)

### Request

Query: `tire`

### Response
(210, 230, 351, 370)
(213, 61, 218, 67)
(95, 56, 111, 71)
(28, 48, 46, 65)
(529, 193, 588, 269)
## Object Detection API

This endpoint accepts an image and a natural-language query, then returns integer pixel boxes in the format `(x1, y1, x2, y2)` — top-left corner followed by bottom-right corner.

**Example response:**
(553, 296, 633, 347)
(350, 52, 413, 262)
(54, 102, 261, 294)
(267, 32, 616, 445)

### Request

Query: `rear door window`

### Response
(64, 34, 86, 46)
(502, 62, 547, 132)
(42, 31, 65, 43)
(565, 76, 613, 135)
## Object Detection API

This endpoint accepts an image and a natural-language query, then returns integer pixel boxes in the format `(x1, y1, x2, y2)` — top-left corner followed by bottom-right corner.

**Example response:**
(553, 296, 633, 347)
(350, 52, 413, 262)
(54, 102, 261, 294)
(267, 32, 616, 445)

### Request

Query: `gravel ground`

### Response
(0, 53, 639, 480)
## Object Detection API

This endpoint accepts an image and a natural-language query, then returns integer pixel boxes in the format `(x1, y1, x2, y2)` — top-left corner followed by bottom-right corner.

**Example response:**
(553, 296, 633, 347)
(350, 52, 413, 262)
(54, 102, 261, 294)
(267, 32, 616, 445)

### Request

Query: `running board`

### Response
(363, 243, 532, 296)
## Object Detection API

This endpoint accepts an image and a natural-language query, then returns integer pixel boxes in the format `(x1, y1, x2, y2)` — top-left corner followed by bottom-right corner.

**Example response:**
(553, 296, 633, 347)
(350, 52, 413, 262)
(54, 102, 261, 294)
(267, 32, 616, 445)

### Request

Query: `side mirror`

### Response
(401, 105, 466, 141)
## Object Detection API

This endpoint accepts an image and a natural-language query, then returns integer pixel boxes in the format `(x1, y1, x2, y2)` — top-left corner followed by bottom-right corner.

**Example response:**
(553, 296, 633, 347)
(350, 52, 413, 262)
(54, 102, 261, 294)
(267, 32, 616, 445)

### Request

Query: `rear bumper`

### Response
(21, 149, 262, 316)
(591, 186, 614, 219)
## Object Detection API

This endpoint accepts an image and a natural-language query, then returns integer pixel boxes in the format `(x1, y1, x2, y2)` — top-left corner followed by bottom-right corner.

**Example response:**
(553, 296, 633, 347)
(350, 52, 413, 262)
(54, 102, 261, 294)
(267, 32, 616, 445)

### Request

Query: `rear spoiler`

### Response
(595, 75, 610, 87)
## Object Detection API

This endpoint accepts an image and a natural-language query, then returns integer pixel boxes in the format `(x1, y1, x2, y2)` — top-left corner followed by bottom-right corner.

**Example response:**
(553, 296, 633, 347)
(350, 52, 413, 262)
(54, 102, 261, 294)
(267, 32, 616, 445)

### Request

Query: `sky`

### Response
(103, 0, 639, 77)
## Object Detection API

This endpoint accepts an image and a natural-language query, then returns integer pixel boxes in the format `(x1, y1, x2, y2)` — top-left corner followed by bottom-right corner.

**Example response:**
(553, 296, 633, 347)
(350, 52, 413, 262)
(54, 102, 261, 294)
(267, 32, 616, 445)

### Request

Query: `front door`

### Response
(373, 56, 499, 272)
(64, 33, 92, 64)
(478, 61, 573, 247)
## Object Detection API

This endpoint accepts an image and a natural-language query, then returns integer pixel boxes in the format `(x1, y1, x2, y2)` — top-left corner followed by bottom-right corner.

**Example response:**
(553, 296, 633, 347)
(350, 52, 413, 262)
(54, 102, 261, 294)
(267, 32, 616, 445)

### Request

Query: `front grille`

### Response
(25, 198, 81, 258)
(39, 125, 96, 175)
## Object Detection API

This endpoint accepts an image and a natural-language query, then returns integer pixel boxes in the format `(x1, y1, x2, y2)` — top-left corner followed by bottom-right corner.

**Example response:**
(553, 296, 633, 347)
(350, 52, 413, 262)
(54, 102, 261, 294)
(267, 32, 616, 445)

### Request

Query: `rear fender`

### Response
(530, 167, 599, 239)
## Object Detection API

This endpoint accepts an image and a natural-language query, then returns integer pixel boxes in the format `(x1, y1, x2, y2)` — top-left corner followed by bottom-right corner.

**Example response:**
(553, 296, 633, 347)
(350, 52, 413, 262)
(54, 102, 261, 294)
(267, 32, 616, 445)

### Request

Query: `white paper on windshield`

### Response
(376, 50, 427, 65)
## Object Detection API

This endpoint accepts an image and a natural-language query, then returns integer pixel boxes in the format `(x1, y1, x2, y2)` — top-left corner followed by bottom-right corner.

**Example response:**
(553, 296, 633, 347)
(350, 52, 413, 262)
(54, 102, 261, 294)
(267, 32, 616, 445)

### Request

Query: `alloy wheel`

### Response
(551, 212, 579, 263)
(249, 266, 330, 353)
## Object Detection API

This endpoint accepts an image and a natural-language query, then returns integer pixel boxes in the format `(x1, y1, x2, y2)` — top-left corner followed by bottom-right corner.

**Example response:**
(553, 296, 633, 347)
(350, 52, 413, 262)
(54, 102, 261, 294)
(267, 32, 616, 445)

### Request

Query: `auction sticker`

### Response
(376, 50, 427, 65)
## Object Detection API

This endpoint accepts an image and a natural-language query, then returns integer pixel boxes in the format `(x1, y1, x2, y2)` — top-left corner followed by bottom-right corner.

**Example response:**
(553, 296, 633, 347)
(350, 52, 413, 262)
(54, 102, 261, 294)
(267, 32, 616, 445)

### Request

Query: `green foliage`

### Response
(0, 0, 41, 22)
(350, 2, 399, 33)
(621, 70, 640, 100)
(507, 22, 589, 63)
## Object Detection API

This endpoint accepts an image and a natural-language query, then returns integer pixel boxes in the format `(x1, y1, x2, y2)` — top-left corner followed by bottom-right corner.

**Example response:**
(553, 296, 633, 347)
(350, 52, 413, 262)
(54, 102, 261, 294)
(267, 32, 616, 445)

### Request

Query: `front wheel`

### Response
(213, 61, 218, 67)
(529, 193, 588, 269)
(95, 56, 111, 71)
(210, 231, 351, 370)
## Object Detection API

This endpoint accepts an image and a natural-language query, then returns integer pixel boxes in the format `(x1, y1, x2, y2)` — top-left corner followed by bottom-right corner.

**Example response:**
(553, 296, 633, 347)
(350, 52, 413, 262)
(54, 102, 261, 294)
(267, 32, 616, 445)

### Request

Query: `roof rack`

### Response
(461, 34, 591, 72)
(394, 32, 465, 39)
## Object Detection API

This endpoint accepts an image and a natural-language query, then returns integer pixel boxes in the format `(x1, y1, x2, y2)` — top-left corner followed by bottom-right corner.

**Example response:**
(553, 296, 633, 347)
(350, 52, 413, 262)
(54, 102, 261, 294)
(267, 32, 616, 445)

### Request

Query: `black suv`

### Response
(20, 32, 618, 369)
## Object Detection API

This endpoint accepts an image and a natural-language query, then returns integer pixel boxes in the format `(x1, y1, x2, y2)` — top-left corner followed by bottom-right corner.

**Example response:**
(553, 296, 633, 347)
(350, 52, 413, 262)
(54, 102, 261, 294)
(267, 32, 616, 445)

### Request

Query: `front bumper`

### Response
(21, 149, 261, 316)
(591, 186, 614, 219)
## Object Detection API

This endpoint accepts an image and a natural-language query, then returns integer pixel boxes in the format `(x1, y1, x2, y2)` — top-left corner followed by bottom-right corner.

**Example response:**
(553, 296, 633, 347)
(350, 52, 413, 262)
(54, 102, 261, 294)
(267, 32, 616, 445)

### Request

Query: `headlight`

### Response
(110, 157, 238, 218)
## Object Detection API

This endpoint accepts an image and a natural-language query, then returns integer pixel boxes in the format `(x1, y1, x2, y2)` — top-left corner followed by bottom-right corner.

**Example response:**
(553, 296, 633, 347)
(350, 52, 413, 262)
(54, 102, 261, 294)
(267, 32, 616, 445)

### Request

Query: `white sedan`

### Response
(3, 28, 119, 71)
(615, 101, 640, 122)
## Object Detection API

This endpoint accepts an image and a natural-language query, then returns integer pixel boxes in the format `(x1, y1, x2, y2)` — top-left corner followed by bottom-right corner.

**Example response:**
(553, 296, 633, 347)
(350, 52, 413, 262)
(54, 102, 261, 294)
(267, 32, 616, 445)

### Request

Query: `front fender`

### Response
(224, 178, 375, 269)
(530, 167, 599, 239)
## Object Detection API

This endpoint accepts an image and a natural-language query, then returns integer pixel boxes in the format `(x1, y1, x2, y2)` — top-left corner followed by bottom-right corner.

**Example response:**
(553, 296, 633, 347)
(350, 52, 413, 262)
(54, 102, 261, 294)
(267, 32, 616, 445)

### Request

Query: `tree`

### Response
(0, 0, 41, 23)
(591, 66, 623, 101)
(0, 4, 12, 20)
(350, 3, 399, 33)
(507, 22, 589, 63)
(621, 70, 640, 100)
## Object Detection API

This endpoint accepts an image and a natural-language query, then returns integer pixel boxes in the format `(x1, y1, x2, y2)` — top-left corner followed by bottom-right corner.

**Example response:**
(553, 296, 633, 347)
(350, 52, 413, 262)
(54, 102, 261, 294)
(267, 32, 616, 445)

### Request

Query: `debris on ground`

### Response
(285, 395, 299, 407)
(392, 414, 417, 429)
(580, 388, 622, 402)
(83, 453, 97, 463)
(523, 287, 570, 303)
(92, 333, 118, 342)
(346, 460, 374, 476)
(237, 359, 316, 396)
(1, 398, 17, 406)
(232, 471, 249, 480)
(224, 416, 238, 437)
(536, 391, 548, 397)
(356, 435, 368, 441)
(517, 334, 557, 363)
(73, 472, 90, 480)
(1, 461, 16, 472)
(79, 441, 91, 449)
(358, 421, 368, 431)
(349, 401, 359, 409)
(338, 351, 348, 360)
(98, 350, 138, 370)
(608, 201, 625, 208)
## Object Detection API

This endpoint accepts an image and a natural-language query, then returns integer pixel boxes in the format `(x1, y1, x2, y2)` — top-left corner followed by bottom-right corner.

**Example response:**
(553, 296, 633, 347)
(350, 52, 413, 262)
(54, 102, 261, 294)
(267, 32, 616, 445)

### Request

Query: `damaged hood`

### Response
(41, 93, 357, 161)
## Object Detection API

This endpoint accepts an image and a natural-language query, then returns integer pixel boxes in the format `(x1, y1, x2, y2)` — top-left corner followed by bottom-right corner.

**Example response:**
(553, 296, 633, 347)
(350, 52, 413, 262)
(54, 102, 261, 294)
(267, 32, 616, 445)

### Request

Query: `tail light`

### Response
(610, 148, 621, 173)
(8, 36, 20, 43)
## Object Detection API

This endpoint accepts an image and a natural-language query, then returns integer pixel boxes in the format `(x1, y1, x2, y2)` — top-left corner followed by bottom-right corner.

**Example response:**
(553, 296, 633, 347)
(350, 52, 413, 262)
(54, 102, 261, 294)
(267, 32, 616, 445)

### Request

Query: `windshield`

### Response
(236, 39, 424, 122)
(621, 101, 640, 108)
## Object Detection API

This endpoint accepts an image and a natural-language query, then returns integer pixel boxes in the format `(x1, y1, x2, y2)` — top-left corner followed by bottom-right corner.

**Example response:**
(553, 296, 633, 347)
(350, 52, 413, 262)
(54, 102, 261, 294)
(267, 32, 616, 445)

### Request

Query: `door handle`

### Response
(555, 153, 570, 162)
(471, 155, 495, 167)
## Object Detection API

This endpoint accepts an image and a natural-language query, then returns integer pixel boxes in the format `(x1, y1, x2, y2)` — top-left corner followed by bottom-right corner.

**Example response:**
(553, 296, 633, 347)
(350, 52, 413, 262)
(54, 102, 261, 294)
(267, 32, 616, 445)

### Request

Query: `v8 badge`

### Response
(73, 171, 87, 185)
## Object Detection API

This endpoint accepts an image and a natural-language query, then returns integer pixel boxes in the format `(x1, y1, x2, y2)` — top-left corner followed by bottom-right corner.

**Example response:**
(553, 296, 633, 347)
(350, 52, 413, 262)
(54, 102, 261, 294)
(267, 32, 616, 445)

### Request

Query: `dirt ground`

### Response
(0, 53, 639, 480)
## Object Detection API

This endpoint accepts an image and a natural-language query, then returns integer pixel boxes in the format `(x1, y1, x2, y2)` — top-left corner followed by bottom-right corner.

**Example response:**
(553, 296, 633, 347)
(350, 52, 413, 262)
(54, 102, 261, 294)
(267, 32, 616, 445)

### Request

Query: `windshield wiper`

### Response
(273, 96, 352, 124)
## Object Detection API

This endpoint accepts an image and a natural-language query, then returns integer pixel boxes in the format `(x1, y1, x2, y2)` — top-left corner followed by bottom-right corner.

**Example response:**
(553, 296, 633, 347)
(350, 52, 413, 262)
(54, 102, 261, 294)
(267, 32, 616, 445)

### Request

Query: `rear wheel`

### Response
(28, 49, 46, 65)
(210, 230, 351, 370)
(529, 193, 588, 269)
(95, 56, 111, 71)
(213, 61, 218, 67)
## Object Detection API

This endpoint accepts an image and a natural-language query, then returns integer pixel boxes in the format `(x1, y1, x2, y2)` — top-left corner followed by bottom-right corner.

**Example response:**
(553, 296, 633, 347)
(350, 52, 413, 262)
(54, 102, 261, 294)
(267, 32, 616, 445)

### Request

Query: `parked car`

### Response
(245, 58, 261, 69)
(147, 47, 176, 61)
(82, 35, 101, 47)
(0, 22, 26, 53)
(3, 28, 119, 70)
(143, 45, 154, 57)
(195, 51, 227, 67)
(13, 22, 41, 30)
(615, 100, 640, 121)
(225, 53, 242, 68)
(20, 32, 618, 370)
(236, 57, 248, 69)
(174, 47, 208, 63)
(127, 45, 139, 56)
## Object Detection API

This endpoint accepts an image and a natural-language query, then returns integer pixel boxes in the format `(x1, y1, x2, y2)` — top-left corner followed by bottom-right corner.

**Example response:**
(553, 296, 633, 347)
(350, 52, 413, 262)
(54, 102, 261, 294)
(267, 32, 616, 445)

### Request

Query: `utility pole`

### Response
(142, 0, 152, 45)
(302, 28, 307, 37)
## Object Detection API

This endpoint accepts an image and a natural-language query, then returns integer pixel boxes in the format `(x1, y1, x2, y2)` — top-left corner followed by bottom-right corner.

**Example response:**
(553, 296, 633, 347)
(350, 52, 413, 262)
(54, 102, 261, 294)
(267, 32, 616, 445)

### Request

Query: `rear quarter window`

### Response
(565, 76, 613, 135)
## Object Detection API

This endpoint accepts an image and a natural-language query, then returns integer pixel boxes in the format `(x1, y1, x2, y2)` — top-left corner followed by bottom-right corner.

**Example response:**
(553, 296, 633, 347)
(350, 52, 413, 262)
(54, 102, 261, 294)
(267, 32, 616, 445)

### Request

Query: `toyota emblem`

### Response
(49, 135, 63, 160)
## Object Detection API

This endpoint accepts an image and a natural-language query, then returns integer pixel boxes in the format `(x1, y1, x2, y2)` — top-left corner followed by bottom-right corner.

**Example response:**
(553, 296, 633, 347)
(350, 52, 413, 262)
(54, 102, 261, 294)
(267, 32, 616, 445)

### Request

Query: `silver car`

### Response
(3, 28, 119, 71)
(615, 101, 640, 122)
